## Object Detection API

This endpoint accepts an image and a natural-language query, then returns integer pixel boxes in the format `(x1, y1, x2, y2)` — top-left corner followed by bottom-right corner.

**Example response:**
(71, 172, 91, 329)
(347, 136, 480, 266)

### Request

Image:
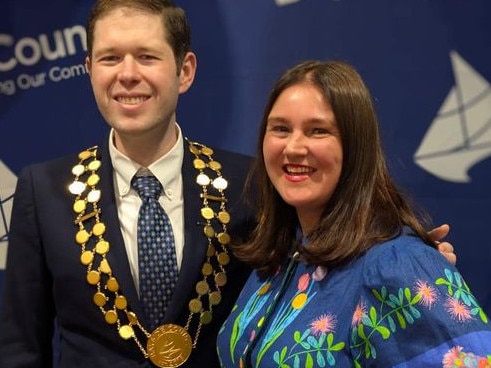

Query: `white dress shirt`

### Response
(109, 125, 185, 293)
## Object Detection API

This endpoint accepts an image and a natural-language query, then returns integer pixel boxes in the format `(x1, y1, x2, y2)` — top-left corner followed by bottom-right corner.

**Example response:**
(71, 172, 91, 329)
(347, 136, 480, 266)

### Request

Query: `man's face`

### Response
(85, 7, 195, 151)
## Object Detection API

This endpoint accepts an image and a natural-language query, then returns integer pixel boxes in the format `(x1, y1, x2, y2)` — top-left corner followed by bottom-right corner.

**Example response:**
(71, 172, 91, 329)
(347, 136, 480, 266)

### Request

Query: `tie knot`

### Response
(131, 175, 163, 200)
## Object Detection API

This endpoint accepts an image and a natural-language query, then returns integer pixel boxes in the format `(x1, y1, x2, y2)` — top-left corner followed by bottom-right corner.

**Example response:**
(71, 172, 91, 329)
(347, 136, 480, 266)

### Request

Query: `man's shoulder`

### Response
(21, 152, 78, 172)
(20, 143, 107, 175)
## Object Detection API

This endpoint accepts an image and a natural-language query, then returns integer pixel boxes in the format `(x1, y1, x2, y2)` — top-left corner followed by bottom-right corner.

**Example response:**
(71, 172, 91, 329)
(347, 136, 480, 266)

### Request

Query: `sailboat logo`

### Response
(414, 51, 491, 183)
(0, 159, 17, 270)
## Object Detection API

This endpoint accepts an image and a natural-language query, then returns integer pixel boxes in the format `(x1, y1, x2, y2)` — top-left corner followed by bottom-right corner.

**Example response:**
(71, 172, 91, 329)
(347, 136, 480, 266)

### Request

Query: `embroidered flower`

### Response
(256, 268, 316, 367)
(257, 282, 271, 295)
(443, 346, 463, 368)
(257, 316, 265, 328)
(297, 273, 310, 292)
(351, 301, 367, 327)
(312, 265, 328, 281)
(445, 297, 473, 322)
(291, 293, 308, 309)
(442, 345, 491, 368)
(310, 313, 337, 336)
(249, 329, 255, 342)
(414, 279, 438, 308)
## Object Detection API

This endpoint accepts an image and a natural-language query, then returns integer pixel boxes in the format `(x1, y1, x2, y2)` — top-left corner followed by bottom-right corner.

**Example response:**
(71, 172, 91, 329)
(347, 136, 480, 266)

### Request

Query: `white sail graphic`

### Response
(0, 159, 17, 270)
(414, 51, 491, 183)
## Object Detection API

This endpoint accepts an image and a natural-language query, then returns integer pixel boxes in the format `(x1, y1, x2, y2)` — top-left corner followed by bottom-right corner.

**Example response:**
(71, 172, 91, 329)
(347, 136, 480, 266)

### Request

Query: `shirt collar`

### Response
(109, 124, 184, 199)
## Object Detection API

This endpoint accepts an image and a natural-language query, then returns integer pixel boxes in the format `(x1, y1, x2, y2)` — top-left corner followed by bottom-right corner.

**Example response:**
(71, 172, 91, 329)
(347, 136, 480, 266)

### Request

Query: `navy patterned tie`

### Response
(132, 175, 178, 331)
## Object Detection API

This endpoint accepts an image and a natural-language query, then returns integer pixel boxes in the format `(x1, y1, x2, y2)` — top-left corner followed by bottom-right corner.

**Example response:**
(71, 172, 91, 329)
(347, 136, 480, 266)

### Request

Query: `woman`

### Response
(217, 60, 491, 367)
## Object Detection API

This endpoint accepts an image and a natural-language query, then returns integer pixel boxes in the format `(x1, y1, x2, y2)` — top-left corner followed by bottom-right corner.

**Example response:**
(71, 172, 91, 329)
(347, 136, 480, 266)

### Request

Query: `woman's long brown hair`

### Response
(233, 60, 434, 277)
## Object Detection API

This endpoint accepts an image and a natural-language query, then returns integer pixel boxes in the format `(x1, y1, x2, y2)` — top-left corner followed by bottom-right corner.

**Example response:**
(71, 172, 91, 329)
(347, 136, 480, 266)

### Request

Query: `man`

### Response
(0, 1, 454, 367)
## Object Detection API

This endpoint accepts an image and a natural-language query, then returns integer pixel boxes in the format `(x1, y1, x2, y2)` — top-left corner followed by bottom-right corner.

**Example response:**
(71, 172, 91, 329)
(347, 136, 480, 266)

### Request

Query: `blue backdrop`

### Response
(1, 0, 490, 318)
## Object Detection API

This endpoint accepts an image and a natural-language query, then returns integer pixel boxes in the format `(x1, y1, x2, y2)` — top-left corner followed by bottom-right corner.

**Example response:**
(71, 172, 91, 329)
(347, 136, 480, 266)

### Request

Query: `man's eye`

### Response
(140, 55, 156, 60)
(100, 56, 119, 62)
(271, 125, 288, 132)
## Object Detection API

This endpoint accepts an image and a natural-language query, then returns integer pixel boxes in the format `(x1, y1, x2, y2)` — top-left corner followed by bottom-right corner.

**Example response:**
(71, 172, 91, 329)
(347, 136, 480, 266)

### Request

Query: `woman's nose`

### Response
(284, 132, 307, 156)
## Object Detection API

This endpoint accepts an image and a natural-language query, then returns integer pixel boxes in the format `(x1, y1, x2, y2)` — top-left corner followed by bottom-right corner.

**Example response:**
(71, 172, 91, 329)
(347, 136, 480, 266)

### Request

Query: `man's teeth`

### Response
(117, 97, 146, 105)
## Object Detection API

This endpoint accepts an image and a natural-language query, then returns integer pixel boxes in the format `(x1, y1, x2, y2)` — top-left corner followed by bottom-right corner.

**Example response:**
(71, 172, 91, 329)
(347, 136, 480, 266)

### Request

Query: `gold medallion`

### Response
(147, 324, 193, 368)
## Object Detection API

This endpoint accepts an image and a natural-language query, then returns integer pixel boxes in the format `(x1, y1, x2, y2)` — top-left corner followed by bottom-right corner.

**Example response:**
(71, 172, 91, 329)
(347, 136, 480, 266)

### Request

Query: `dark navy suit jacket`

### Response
(0, 138, 254, 368)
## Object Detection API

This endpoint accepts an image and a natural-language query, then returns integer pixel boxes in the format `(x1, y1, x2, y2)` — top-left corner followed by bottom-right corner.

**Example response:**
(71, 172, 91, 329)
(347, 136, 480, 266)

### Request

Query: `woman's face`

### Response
(263, 83, 343, 233)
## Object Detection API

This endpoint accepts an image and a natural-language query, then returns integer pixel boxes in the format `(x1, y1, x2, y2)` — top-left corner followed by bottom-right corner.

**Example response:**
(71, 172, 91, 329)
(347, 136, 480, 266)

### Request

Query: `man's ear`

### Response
(85, 56, 91, 76)
(178, 51, 197, 94)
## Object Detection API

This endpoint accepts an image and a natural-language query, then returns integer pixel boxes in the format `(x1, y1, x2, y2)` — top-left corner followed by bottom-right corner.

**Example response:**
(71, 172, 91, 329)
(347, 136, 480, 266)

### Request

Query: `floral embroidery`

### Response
(442, 346, 491, 367)
(350, 268, 490, 367)
(312, 266, 328, 282)
(351, 301, 367, 327)
(351, 285, 419, 366)
(221, 264, 490, 368)
(445, 297, 474, 322)
(273, 325, 345, 367)
(414, 279, 438, 308)
(437, 269, 488, 324)
(226, 280, 273, 363)
(298, 273, 310, 292)
(310, 314, 337, 336)
(254, 272, 316, 366)
(272, 314, 343, 367)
